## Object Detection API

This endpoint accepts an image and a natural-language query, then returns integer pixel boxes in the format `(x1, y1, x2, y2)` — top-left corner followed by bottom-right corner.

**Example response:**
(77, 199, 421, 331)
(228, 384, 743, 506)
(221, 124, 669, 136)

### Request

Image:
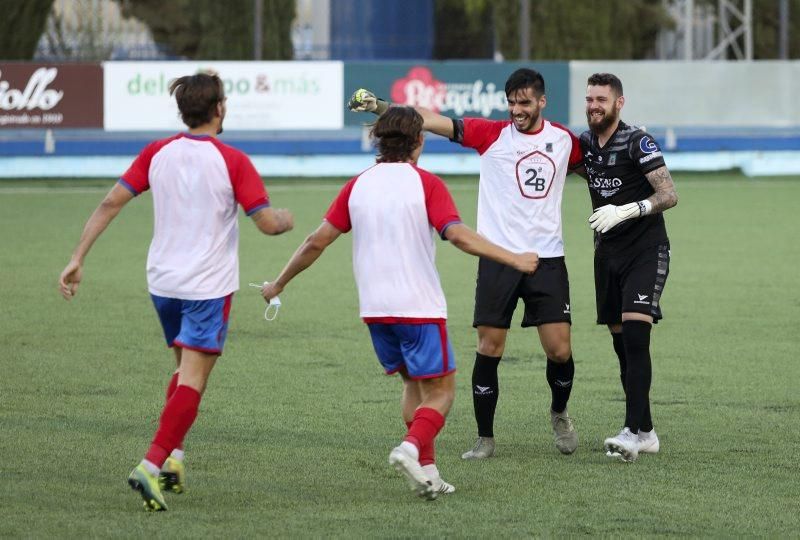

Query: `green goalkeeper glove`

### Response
(347, 88, 389, 115)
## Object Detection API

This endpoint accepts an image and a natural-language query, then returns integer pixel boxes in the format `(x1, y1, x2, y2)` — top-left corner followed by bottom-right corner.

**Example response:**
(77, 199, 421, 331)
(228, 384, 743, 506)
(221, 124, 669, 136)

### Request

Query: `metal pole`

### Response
(779, 0, 789, 59)
(519, 0, 530, 61)
(685, 0, 694, 60)
(254, 0, 263, 60)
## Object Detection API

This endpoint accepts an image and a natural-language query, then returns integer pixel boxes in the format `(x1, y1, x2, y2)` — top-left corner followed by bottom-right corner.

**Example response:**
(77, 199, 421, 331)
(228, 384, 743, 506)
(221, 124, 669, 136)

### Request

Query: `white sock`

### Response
(170, 449, 185, 461)
(141, 459, 160, 476)
(421, 464, 440, 480)
(399, 441, 419, 460)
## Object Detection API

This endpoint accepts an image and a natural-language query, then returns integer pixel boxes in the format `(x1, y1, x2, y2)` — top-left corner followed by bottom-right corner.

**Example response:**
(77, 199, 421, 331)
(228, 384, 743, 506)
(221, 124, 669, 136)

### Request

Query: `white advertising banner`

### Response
(103, 61, 343, 131)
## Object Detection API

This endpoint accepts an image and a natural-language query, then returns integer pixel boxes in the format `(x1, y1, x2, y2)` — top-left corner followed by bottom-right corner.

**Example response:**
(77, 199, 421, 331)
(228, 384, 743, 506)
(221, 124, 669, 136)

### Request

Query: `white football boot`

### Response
(389, 444, 437, 501)
(603, 427, 639, 462)
(422, 464, 455, 495)
(637, 429, 660, 454)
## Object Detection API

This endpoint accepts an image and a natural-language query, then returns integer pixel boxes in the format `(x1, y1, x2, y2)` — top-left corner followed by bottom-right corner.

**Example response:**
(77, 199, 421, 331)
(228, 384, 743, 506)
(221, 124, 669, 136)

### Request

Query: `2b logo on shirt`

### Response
(515, 150, 556, 199)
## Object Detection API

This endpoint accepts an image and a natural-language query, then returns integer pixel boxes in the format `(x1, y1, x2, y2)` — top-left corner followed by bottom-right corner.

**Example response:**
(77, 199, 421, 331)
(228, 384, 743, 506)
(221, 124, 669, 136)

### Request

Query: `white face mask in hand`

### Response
(249, 282, 281, 321)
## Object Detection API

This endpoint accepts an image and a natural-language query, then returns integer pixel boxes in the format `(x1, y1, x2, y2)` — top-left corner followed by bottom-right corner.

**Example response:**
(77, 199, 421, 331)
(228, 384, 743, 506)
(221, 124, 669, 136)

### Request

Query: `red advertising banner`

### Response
(0, 63, 103, 129)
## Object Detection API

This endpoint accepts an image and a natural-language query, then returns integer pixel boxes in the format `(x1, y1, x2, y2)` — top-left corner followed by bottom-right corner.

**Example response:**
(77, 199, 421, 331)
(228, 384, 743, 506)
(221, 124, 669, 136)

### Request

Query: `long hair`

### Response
(371, 107, 423, 163)
(168, 73, 225, 128)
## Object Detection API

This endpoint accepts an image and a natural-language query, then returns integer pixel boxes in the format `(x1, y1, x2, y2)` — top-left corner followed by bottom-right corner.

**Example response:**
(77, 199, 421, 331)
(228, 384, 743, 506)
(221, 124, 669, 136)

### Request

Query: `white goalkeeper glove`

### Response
(588, 200, 652, 233)
(347, 88, 389, 115)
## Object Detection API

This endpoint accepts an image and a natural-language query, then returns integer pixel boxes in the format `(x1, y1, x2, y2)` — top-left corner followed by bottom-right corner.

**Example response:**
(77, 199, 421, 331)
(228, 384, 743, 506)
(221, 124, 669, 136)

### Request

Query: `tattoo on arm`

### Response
(644, 166, 678, 213)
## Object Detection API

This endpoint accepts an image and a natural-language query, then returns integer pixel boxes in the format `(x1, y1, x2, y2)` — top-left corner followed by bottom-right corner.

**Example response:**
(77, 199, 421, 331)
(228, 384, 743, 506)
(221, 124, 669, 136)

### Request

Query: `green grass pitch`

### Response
(0, 172, 798, 536)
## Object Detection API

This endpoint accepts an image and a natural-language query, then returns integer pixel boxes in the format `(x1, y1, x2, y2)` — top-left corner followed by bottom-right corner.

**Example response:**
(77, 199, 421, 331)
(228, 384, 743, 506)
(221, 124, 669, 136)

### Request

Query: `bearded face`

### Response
(585, 85, 622, 134)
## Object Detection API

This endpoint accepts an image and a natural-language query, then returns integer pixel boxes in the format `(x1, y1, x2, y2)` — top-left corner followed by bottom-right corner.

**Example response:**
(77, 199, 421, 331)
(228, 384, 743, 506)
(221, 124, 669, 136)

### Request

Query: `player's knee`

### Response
(477, 337, 505, 357)
(546, 346, 572, 363)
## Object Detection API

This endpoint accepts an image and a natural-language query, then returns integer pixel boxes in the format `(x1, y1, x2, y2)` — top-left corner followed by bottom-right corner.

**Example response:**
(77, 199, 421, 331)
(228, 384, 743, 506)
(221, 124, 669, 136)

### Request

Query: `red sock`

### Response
(404, 407, 445, 461)
(164, 372, 182, 450)
(145, 385, 201, 467)
(406, 418, 435, 465)
(165, 371, 179, 402)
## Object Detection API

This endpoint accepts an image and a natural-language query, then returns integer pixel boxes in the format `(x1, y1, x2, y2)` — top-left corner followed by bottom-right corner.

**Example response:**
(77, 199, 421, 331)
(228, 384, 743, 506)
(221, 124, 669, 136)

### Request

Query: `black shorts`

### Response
(473, 256, 571, 329)
(594, 243, 670, 325)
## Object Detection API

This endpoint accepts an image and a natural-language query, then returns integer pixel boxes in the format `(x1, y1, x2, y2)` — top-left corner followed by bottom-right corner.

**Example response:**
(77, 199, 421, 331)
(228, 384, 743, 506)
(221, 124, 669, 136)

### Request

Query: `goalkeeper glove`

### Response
(347, 88, 389, 115)
(588, 200, 652, 233)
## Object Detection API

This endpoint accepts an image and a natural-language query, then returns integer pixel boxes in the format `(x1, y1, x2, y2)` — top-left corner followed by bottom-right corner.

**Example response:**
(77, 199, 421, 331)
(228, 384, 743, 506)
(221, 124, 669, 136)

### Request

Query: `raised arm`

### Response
(347, 88, 454, 139)
(59, 182, 134, 300)
(260, 221, 342, 302)
(444, 223, 538, 274)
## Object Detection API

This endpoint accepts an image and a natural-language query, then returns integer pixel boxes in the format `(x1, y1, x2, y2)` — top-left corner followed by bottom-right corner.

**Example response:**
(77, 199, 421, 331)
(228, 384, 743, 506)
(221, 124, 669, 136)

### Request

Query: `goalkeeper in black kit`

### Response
(576, 73, 678, 462)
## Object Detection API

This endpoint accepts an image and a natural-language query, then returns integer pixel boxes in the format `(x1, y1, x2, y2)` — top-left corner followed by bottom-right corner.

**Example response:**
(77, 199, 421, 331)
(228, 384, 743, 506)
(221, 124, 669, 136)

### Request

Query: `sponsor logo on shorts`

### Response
(563, 303, 571, 314)
(634, 293, 650, 305)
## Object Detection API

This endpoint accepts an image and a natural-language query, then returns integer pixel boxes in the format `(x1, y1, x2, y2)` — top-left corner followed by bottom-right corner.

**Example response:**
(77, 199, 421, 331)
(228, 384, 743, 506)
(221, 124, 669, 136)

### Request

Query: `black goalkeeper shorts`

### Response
(594, 242, 670, 325)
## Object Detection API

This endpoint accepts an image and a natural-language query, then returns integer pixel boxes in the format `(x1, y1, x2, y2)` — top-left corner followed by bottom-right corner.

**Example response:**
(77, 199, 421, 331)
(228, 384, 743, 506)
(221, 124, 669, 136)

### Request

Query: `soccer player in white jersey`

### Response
(260, 107, 538, 500)
(58, 72, 294, 511)
(349, 68, 583, 459)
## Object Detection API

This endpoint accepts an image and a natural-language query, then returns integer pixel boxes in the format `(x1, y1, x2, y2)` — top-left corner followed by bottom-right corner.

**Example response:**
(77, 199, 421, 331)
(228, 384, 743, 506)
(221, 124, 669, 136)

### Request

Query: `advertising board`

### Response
(104, 61, 344, 131)
(0, 63, 103, 129)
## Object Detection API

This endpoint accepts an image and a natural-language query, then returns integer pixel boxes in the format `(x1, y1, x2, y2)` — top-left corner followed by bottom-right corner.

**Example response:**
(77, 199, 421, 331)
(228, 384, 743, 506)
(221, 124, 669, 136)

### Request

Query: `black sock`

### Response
(546, 356, 574, 413)
(472, 352, 501, 437)
(613, 332, 653, 431)
(622, 320, 652, 434)
(611, 332, 627, 392)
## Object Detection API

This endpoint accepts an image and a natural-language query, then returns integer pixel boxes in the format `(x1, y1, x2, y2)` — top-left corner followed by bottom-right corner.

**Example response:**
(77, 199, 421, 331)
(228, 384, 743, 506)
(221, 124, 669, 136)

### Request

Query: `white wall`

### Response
(569, 61, 800, 128)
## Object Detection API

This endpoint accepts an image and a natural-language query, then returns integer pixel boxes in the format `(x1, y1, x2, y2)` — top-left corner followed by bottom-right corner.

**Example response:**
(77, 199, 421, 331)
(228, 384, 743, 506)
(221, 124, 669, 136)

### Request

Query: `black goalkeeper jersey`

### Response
(579, 121, 669, 254)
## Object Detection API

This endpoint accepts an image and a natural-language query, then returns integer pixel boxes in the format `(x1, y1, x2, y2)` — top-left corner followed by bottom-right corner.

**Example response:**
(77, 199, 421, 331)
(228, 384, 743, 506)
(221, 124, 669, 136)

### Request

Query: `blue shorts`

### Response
(367, 322, 456, 380)
(151, 293, 233, 355)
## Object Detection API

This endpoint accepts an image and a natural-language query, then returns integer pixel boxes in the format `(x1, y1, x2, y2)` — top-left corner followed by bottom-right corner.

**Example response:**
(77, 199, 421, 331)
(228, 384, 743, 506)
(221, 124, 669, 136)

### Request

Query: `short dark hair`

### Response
(587, 73, 624, 97)
(168, 73, 225, 128)
(505, 68, 545, 98)
(371, 107, 423, 163)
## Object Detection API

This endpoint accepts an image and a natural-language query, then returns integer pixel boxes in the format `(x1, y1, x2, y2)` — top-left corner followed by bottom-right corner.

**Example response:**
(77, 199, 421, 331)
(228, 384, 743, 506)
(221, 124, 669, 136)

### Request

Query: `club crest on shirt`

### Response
(545, 142, 553, 153)
(515, 150, 556, 200)
(608, 153, 616, 165)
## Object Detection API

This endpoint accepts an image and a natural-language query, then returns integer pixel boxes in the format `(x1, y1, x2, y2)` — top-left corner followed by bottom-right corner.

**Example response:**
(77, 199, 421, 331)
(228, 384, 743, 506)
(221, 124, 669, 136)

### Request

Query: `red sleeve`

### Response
(213, 140, 269, 215)
(119, 136, 181, 195)
(119, 142, 157, 195)
(461, 117, 507, 155)
(415, 166, 461, 239)
(551, 122, 583, 169)
(323, 177, 357, 233)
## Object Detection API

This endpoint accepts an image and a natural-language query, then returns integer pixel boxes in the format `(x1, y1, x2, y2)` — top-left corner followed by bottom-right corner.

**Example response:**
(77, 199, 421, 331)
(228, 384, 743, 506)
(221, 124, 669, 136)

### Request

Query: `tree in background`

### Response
(491, 0, 671, 60)
(433, 0, 494, 59)
(753, 0, 799, 58)
(0, 0, 55, 59)
(119, 0, 294, 59)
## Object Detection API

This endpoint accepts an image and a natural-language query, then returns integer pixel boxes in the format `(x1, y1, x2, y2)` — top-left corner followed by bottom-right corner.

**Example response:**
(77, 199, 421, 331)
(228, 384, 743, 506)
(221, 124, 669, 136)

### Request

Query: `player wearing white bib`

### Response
(349, 68, 583, 459)
(260, 107, 538, 500)
(59, 72, 294, 511)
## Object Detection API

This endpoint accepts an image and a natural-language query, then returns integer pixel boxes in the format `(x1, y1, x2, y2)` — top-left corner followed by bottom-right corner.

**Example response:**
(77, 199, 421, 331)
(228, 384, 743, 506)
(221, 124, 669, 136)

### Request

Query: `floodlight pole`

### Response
(779, 0, 789, 59)
(254, 0, 263, 60)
